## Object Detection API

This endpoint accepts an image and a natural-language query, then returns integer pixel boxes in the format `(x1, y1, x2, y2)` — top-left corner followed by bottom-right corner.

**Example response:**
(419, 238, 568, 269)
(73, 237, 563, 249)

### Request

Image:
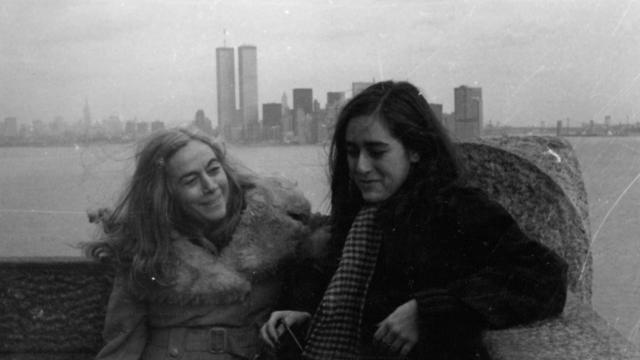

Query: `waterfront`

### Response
(1, 138, 640, 344)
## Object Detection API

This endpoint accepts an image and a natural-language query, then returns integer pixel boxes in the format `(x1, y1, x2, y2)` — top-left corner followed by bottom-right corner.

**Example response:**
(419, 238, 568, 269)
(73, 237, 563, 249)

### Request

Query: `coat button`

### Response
(169, 347, 180, 357)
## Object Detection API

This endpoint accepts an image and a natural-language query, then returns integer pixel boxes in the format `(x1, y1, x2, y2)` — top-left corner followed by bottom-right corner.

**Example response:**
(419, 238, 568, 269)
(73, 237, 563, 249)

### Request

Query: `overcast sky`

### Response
(1, 0, 638, 127)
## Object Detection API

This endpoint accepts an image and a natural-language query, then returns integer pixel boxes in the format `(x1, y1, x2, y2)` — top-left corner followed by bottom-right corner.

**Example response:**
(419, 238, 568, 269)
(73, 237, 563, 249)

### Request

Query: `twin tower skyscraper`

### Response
(216, 45, 258, 141)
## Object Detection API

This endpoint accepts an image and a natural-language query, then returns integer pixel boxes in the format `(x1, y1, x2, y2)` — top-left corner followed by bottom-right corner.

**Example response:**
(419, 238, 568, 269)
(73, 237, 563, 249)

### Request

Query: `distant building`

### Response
(293, 88, 313, 114)
(3, 117, 18, 137)
(282, 110, 294, 140)
(238, 45, 259, 140)
(352, 82, 374, 97)
(103, 115, 123, 138)
(18, 124, 29, 138)
(454, 85, 483, 141)
(83, 98, 92, 133)
(281, 92, 289, 114)
(136, 122, 149, 136)
(193, 109, 213, 134)
(310, 110, 325, 144)
(442, 112, 455, 135)
(281, 92, 293, 135)
(32, 119, 47, 137)
(263, 103, 282, 141)
(429, 102, 452, 135)
(327, 91, 346, 108)
(124, 120, 136, 138)
(151, 121, 165, 132)
(50, 116, 67, 135)
(263, 103, 282, 128)
(430, 103, 444, 124)
(323, 91, 346, 139)
(293, 88, 313, 136)
(294, 108, 313, 144)
(216, 47, 237, 140)
(321, 105, 340, 141)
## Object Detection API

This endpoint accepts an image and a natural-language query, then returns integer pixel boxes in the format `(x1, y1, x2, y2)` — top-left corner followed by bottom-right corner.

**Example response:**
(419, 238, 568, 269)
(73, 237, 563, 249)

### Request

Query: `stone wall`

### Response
(0, 258, 113, 360)
(459, 136, 592, 302)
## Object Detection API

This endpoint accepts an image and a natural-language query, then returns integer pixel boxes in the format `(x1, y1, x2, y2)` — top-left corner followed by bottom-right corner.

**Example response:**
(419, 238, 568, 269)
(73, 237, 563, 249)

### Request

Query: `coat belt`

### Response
(150, 325, 261, 359)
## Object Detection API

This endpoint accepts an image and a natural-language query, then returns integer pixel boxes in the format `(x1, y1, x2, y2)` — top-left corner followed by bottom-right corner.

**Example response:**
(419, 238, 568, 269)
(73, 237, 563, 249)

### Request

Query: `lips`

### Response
(356, 179, 379, 185)
(199, 194, 222, 206)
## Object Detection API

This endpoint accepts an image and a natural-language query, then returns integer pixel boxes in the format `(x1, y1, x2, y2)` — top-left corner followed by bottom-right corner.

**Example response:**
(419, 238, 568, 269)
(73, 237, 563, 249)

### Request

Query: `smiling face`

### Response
(167, 140, 230, 226)
(345, 115, 419, 204)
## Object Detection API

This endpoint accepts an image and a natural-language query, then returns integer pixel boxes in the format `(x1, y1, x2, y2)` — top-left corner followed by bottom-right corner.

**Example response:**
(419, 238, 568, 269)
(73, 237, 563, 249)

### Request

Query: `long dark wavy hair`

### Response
(329, 81, 463, 251)
(85, 128, 253, 289)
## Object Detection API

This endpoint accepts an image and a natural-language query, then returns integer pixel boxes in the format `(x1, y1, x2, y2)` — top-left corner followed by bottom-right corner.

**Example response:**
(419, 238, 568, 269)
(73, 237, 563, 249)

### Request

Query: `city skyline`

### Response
(1, 1, 638, 127)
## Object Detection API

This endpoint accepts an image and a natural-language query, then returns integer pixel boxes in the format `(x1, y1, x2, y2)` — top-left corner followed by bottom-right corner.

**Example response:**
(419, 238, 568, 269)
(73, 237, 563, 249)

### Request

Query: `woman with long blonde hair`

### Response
(88, 127, 315, 360)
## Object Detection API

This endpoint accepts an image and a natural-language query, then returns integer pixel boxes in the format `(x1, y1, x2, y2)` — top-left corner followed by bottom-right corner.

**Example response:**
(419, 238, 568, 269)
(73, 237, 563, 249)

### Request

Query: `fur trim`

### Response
(148, 177, 312, 305)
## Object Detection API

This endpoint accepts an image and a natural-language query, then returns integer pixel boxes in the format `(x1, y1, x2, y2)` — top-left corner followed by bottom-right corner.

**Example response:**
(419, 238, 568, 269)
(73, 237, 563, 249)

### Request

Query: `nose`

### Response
(356, 152, 372, 174)
(201, 174, 217, 194)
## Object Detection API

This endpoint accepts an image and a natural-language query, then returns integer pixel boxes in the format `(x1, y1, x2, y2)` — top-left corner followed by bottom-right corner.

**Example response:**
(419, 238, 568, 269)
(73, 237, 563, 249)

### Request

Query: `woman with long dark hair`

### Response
(87, 127, 314, 360)
(261, 81, 568, 359)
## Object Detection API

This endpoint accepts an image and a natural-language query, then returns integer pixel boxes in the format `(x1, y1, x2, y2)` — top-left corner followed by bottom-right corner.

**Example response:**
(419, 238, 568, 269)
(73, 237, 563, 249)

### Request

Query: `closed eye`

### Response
(287, 211, 309, 224)
(207, 165, 221, 175)
(346, 145, 359, 158)
(368, 149, 386, 159)
(365, 144, 388, 159)
(181, 175, 197, 186)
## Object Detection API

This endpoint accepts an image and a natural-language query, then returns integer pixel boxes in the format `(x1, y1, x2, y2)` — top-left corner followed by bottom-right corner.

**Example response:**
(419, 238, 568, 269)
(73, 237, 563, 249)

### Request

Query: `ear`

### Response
(409, 151, 420, 163)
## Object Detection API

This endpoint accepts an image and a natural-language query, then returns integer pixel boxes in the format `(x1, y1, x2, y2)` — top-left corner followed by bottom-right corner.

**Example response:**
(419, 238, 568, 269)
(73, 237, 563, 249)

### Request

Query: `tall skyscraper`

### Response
(216, 47, 236, 139)
(238, 45, 258, 139)
(454, 85, 483, 141)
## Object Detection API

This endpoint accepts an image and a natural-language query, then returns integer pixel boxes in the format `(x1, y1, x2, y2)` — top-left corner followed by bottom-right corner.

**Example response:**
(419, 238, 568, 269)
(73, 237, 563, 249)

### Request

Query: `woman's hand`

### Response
(260, 310, 311, 348)
(373, 299, 419, 357)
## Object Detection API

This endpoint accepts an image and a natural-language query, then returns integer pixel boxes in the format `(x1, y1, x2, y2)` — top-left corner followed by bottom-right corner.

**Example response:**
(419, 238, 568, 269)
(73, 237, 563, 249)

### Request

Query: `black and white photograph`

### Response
(1, 1, 639, 359)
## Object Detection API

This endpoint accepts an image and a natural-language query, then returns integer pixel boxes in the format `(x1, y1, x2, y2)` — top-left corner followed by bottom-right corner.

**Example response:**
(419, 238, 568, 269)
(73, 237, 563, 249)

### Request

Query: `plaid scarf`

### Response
(304, 205, 383, 360)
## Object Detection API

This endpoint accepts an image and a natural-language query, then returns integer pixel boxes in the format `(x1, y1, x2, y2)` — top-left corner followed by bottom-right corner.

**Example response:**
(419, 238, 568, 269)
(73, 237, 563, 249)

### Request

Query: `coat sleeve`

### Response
(279, 217, 334, 314)
(413, 188, 568, 330)
(96, 273, 148, 360)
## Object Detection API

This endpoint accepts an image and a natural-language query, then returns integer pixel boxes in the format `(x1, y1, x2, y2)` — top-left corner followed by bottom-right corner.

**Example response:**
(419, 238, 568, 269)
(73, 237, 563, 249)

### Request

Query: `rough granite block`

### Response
(485, 292, 640, 359)
(0, 257, 113, 358)
(459, 136, 592, 302)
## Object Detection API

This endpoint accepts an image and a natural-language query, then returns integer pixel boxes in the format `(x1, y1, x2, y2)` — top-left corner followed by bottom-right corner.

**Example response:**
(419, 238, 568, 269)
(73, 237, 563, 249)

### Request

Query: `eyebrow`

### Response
(206, 158, 221, 167)
(346, 140, 390, 148)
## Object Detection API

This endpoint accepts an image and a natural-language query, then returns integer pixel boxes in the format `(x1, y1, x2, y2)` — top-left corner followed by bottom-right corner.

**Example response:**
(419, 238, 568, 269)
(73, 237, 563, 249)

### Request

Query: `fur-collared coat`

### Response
(95, 177, 318, 360)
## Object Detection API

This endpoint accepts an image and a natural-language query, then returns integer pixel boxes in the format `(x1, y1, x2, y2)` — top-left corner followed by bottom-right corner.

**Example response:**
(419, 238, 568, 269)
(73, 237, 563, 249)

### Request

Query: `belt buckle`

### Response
(208, 327, 227, 353)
